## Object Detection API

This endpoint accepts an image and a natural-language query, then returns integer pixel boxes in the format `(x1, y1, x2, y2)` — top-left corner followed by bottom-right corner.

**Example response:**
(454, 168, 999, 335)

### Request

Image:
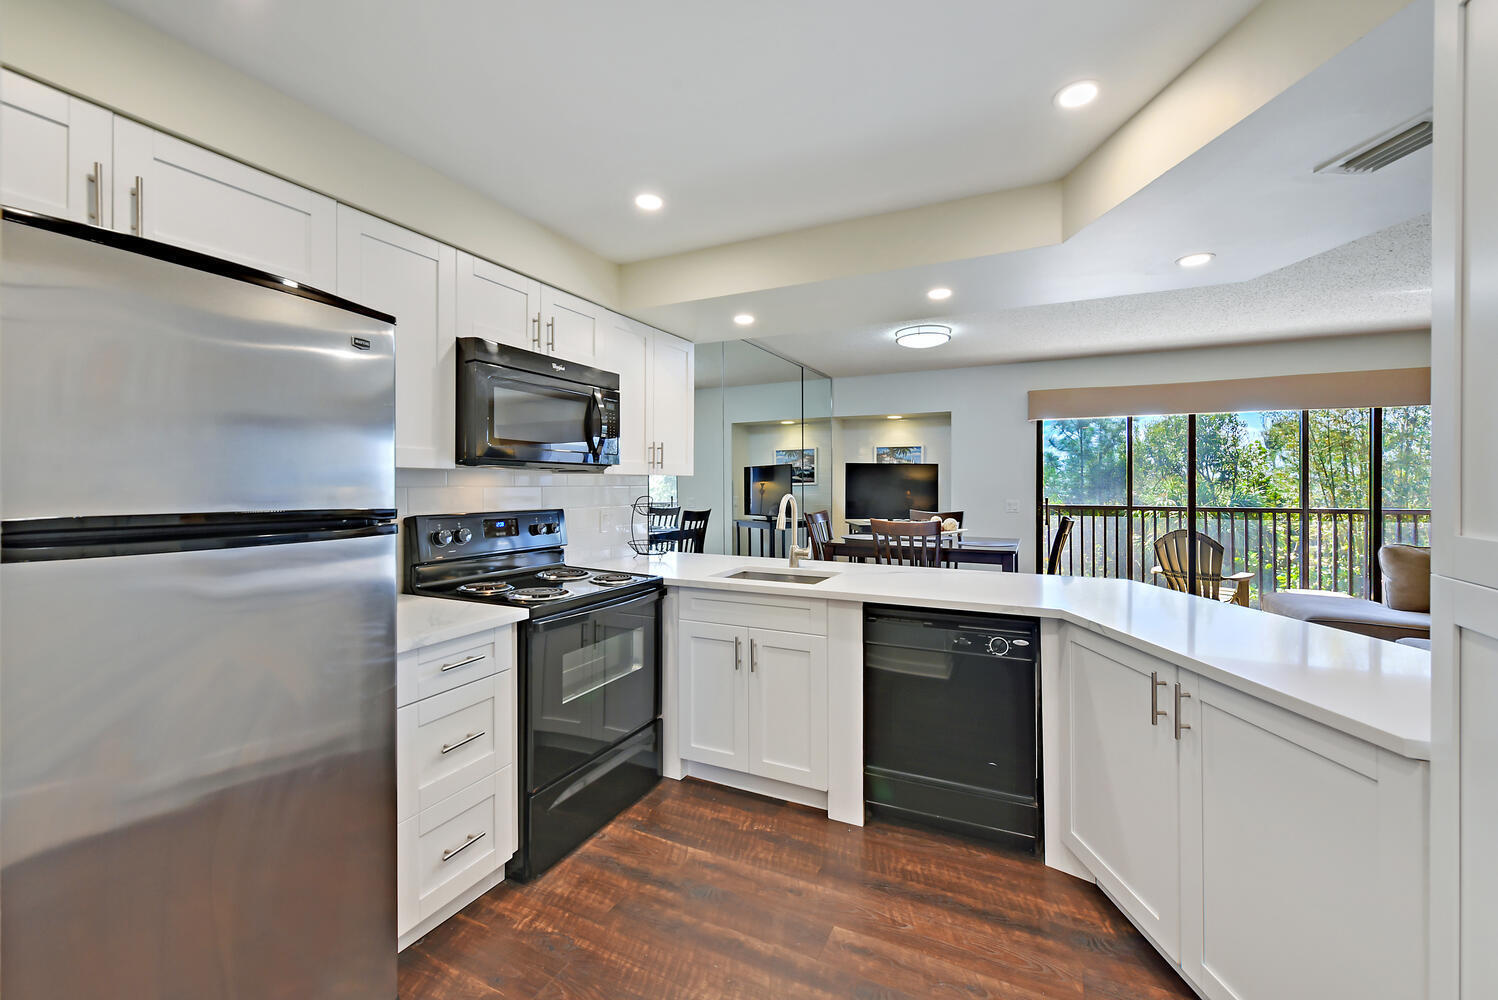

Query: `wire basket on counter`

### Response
(628, 496, 679, 555)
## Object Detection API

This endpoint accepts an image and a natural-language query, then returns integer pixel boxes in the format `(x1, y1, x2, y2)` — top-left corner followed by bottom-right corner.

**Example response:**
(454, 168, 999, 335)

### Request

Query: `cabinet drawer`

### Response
(414, 767, 512, 921)
(399, 628, 513, 706)
(398, 673, 514, 820)
(679, 588, 826, 635)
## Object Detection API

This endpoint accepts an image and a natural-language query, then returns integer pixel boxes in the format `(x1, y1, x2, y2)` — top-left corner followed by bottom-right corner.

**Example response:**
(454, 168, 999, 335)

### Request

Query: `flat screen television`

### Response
(844, 463, 939, 520)
(744, 464, 793, 516)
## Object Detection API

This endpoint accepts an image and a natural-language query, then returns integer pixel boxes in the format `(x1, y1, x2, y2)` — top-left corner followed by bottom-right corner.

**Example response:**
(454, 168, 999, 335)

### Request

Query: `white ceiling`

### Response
(100, 0, 1259, 262)
(756, 214, 1431, 377)
(643, 0, 1435, 374)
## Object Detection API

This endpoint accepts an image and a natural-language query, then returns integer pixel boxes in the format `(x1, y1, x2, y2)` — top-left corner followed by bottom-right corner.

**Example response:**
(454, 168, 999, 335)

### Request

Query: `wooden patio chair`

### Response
(870, 517, 943, 567)
(1151, 529, 1252, 606)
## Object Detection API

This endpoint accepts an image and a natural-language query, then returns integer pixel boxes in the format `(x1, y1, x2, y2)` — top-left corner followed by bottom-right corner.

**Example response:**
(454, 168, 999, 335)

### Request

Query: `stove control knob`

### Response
(454, 527, 473, 544)
(544, 523, 558, 534)
(431, 529, 454, 546)
(528, 524, 542, 535)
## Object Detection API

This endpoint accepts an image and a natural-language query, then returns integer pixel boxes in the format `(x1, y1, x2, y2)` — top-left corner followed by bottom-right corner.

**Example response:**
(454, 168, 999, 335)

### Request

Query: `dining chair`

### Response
(647, 505, 681, 532)
(909, 509, 965, 526)
(1045, 517, 1074, 575)
(677, 509, 711, 553)
(870, 517, 943, 567)
(806, 509, 835, 561)
(1151, 529, 1252, 606)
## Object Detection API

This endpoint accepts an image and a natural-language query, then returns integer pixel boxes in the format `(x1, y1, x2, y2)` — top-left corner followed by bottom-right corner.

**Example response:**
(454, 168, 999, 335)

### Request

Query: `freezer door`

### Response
(0, 216, 394, 519)
(0, 530, 397, 1000)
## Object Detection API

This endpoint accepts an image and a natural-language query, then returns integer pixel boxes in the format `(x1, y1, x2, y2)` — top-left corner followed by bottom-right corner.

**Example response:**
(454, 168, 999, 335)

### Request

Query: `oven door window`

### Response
(486, 375, 599, 465)
(528, 592, 659, 791)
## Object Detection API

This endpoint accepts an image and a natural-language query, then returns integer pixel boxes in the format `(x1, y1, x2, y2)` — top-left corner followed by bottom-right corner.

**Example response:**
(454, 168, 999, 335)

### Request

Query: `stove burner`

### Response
(510, 587, 570, 602)
(455, 581, 515, 597)
(591, 572, 636, 586)
(536, 567, 590, 582)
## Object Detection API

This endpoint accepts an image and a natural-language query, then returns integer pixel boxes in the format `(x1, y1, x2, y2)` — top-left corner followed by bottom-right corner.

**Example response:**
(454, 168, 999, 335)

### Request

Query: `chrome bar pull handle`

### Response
(547, 317, 555, 351)
(440, 731, 485, 755)
(131, 175, 144, 233)
(89, 161, 104, 224)
(1175, 684, 1192, 740)
(750, 638, 757, 673)
(1151, 671, 1169, 725)
(439, 653, 486, 673)
(734, 635, 742, 670)
(658, 441, 665, 467)
(532, 313, 541, 349)
(441, 830, 485, 862)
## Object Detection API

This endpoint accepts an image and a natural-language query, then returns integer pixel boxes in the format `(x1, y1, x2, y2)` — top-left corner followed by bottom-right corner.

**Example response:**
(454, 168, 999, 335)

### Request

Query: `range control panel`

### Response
(406, 509, 568, 563)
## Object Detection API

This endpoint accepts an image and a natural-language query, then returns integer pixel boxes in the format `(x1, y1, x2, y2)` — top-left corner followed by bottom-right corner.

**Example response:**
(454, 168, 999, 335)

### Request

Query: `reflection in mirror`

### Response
(651, 340, 831, 557)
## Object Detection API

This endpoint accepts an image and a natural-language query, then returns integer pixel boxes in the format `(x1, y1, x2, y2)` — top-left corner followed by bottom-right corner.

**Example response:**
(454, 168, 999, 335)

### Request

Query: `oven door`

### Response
(526, 589, 660, 792)
(458, 359, 618, 467)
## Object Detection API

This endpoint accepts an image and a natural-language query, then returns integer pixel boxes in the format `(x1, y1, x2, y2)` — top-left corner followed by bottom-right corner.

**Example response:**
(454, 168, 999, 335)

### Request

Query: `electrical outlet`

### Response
(1005, 499, 1021, 513)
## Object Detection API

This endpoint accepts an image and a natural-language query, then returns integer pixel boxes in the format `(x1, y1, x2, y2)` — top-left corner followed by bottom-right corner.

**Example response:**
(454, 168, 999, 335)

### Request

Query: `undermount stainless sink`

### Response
(722, 569, 835, 585)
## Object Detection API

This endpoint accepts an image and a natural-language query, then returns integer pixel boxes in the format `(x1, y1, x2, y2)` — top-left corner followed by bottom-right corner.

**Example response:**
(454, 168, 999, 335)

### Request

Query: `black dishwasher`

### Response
(864, 605, 1040, 852)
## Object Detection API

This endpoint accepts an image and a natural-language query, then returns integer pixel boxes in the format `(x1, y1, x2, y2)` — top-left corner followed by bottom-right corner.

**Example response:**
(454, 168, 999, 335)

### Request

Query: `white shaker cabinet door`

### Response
(540, 286, 601, 366)
(651, 330, 694, 476)
(1178, 674, 1427, 1000)
(678, 621, 748, 772)
(336, 206, 456, 469)
(456, 252, 541, 353)
(747, 628, 828, 791)
(112, 118, 336, 289)
(598, 312, 652, 476)
(0, 71, 112, 225)
(1061, 630, 1182, 961)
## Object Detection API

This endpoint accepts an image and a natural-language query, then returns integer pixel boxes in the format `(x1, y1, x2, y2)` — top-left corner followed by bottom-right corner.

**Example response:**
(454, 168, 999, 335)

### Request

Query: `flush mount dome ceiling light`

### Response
(1054, 80, 1099, 109)
(927, 287, 953, 301)
(634, 192, 664, 211)
(1176, 251, 1216, 268)
(733, 313, 755, 326)
(894, 324, 952, 349)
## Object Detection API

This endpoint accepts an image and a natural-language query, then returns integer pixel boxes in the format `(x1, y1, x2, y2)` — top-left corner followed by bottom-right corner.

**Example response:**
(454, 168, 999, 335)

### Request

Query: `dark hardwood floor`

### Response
(399, 778, 1194, 999)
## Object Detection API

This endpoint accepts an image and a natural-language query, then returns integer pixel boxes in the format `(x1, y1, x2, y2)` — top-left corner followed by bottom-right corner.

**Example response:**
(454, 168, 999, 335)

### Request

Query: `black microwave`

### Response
(456, 338, 620, 470)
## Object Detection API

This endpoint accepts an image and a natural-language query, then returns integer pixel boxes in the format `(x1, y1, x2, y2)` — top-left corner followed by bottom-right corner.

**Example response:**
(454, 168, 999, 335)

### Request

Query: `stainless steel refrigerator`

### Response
(0, 210, 399, 999)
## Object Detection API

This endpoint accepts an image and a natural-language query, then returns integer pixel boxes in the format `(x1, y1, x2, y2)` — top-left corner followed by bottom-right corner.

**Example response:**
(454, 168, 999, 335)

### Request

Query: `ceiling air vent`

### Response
(1316, 115, 1433, 175)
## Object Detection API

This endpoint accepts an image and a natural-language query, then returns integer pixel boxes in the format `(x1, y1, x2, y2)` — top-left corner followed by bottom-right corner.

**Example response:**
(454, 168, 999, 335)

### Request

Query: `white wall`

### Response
(832, 330, 1430, 569)
(1, 0, 619, 305)
(395, 470, 650, 568)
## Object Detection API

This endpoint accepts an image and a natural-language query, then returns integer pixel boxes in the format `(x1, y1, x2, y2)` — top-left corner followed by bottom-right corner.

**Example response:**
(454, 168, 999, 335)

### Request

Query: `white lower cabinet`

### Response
(396, 625, 518, 948)
(1062, 632, 1182, 959)
(1060, 626, 1428, 999)
(678, 591, 829, 792)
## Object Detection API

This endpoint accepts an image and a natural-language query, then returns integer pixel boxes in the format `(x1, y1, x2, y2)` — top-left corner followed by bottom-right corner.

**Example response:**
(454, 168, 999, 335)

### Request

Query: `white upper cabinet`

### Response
(112, 118, 336, 289)
(540, 286, 601, 366)
(598, 312, 653, 476)
(651, 331, 694, 476)
(337, 206, 456, 469)
(1061, 631, 1182, 961)
(455, 252, 542, 353)
(1, 71, 112, 225)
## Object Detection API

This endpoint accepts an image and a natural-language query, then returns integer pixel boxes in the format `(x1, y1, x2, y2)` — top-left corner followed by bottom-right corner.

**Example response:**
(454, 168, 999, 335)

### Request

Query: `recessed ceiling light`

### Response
(733, 313, 755, 326)
(887, 415, 904, 420)
(780, 420, 796, 425)
(1176, 251, 1216, 268)
(634, 192, 664, 212)
(894, 324, 952, 349)
(1054, 80, 1099, 109)
(927, 287, 952, 301)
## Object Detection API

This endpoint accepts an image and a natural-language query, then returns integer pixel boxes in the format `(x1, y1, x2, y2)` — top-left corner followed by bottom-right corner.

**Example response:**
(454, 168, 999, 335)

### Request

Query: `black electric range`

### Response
(404, 509, 663, 880)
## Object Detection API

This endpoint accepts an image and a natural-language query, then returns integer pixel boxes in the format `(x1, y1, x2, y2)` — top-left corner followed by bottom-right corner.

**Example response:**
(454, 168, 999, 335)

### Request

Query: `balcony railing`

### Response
(1043, 505, 1431, 605)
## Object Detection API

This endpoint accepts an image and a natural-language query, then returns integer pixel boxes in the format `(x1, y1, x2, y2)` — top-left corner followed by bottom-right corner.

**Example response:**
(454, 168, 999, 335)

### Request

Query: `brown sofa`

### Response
(1259, 544, 1431, 642)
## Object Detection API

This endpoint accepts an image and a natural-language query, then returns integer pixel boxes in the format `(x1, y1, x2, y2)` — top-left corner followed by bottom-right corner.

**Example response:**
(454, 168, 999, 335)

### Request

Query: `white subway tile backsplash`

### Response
(394, 468, 450, 487)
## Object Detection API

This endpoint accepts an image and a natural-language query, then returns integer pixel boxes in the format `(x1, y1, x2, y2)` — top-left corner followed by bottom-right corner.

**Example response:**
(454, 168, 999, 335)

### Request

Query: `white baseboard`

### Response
(682, 760, 833, 815)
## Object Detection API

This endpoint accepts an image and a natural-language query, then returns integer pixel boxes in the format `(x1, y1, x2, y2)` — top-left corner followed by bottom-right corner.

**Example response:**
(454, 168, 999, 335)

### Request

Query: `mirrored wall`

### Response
(652, 341, 832, 555)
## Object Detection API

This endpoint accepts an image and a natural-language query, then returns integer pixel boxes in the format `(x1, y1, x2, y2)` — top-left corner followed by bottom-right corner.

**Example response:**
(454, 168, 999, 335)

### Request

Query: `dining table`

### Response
(826, 532, 1021, 572)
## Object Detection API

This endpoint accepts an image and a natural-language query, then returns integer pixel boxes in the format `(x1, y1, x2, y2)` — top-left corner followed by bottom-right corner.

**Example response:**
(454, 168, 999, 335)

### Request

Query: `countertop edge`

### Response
(396, 595, 528, 654)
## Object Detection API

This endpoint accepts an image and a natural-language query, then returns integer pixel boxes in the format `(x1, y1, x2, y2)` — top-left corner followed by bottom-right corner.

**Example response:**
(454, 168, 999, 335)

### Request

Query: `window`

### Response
(1040, 406, 1429, 605)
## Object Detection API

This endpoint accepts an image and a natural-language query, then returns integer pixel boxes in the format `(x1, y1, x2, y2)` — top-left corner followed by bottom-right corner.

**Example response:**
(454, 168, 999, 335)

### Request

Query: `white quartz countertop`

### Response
(397, 595, 528, 654)
(586, 551, 1433, 759)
